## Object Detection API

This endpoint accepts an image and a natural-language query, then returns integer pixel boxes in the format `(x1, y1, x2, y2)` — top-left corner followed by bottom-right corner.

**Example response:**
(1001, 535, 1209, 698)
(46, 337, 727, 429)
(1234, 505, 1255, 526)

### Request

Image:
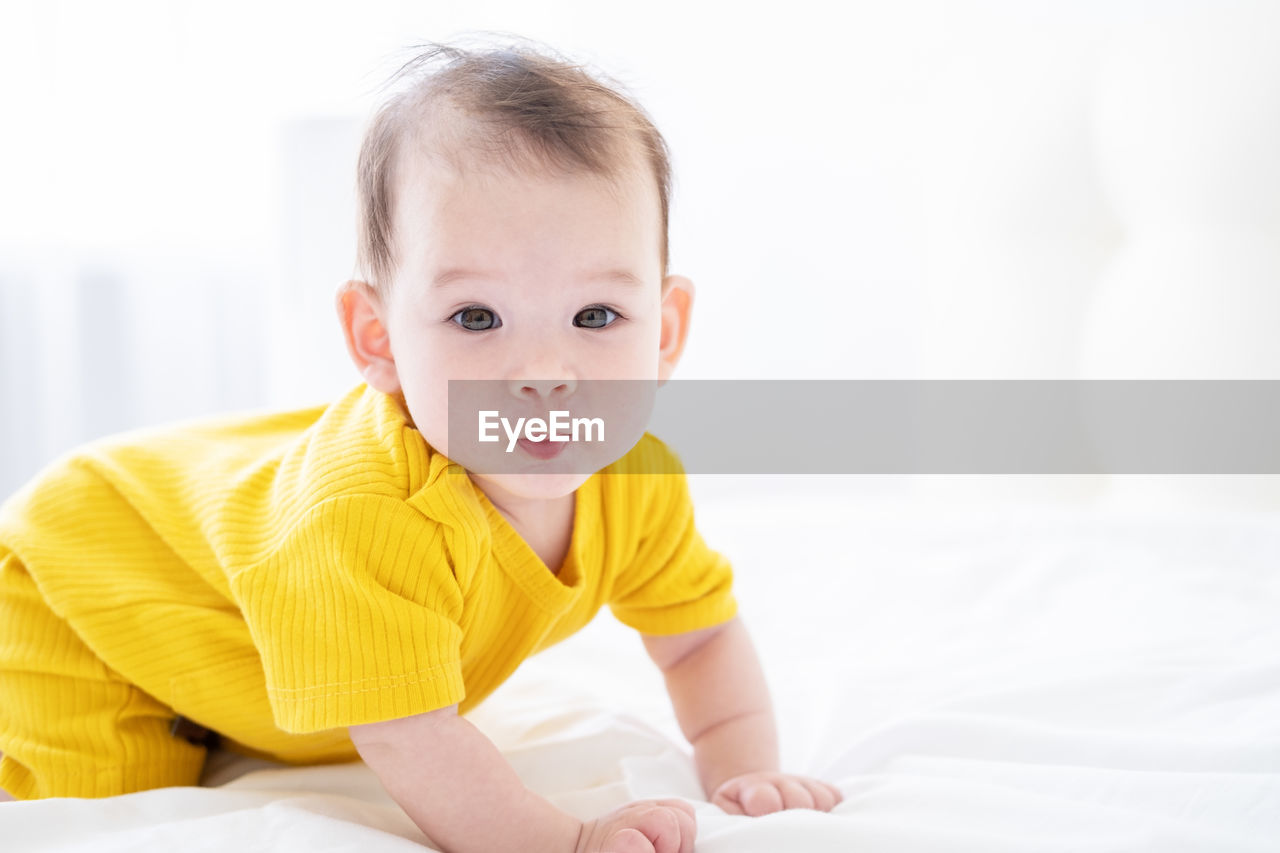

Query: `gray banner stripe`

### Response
(447, 380, 1280, 474)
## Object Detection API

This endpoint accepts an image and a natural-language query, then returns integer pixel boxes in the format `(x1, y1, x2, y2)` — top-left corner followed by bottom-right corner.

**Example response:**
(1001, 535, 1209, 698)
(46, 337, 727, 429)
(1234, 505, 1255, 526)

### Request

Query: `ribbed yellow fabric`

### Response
(0, 550, 207, 799)
(0, 382, 736, 798)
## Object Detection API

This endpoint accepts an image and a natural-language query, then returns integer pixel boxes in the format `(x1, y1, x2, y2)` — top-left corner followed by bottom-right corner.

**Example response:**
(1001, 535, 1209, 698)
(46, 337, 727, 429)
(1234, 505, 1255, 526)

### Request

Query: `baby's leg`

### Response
(0, 550, 206, 800)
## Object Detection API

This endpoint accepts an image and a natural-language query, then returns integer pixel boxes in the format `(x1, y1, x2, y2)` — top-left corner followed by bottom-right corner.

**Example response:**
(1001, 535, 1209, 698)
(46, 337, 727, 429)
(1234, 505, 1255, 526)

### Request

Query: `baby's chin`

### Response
(469, 470, 593, 503)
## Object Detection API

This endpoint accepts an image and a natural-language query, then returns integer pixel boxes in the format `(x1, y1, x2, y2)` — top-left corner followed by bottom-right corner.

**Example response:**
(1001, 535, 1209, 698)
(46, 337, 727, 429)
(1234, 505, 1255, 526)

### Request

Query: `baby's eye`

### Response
(574, 305, 619, 329)
(450, 306, 502, 331)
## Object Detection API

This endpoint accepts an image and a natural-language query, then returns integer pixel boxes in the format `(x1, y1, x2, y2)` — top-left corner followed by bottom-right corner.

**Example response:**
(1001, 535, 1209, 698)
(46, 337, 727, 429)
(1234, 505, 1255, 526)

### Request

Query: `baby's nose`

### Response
(510, 377, 577, 401)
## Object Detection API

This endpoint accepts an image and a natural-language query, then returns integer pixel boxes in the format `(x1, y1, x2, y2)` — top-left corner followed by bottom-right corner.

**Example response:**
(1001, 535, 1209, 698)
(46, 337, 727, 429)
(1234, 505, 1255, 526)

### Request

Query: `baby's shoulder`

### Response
(604, 431, 687, 477)
(595, 432, 695, 523)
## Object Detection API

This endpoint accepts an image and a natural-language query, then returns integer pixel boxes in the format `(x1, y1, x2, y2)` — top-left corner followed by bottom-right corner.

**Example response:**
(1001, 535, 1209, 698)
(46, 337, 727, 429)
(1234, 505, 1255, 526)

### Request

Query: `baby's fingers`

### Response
(628, 803, 693, 853)
(712, 788, 745, 816)
(775, 778, 816, 811)
(739, 782, 784, 816)
(628, 799, 695, 853)
(803, 779, 842, 812)
(603, 827, 656, 853)
(664, 802, 697, 853)
(712, 774, 846, 817)
(826, 781, 846, 809)
(652, 798, 697, 823)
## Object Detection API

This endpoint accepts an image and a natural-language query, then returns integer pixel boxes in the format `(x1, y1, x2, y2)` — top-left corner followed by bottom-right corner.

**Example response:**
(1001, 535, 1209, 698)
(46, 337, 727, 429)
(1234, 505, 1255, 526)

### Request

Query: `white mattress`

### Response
(4, 488, 1279, 852)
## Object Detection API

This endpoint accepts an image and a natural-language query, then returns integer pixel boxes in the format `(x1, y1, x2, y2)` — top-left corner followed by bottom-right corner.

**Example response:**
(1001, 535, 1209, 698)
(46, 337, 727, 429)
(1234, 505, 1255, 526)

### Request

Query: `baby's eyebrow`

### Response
(431, 268, 645, 288)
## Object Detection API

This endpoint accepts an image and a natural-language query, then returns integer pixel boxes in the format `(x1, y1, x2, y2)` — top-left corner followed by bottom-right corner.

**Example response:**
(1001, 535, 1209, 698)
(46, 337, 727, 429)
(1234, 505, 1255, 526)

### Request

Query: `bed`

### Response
(3, 484, 1278, 851)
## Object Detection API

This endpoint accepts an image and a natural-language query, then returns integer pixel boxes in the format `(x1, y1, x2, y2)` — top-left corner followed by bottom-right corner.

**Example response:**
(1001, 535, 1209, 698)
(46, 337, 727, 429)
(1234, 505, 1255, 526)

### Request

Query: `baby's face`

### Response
(372, 153, 681, 502)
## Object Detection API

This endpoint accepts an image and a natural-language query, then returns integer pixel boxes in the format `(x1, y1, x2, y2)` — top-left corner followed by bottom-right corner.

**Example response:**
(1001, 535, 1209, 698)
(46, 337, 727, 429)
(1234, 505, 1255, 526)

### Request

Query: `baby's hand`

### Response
(710, 771, 844, 817)
(576, 798, 696, 853)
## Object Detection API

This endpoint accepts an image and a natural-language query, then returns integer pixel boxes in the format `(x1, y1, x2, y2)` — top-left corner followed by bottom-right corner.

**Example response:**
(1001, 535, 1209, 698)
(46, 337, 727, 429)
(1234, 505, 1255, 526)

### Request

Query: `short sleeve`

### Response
(608, 449, 737, 635)
(230, 495, 466, 733)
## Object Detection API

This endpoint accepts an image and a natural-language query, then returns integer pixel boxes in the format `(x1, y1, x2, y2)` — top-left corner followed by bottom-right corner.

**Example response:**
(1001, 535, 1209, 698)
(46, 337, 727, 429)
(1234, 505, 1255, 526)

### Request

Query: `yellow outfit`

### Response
(0, 383, 736, 800)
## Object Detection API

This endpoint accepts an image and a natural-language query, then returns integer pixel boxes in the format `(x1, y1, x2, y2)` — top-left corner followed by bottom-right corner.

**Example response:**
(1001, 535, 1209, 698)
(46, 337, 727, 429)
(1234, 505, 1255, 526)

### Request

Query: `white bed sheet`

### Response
(3, 491, 1278, 852)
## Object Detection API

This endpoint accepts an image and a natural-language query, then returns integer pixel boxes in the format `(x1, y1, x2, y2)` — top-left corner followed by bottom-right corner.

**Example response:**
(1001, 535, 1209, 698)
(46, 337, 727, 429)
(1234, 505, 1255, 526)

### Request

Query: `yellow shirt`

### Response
(0, 383, 736, 764)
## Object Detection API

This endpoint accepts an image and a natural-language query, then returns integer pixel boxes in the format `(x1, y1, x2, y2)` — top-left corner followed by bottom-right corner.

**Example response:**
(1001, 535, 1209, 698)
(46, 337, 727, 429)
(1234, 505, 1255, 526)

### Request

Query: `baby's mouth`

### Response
(516, 436, 568, 460)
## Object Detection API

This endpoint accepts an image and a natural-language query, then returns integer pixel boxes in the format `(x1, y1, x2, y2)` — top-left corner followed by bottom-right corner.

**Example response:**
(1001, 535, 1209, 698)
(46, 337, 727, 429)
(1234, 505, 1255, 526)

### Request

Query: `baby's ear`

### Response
(658, 274, 695, 383)
(335, 279, 402, 394)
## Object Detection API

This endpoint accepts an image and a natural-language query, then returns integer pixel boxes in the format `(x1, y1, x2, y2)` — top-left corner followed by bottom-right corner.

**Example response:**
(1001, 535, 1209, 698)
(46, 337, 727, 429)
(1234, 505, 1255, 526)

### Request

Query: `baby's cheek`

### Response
(397, 374, 452, 450)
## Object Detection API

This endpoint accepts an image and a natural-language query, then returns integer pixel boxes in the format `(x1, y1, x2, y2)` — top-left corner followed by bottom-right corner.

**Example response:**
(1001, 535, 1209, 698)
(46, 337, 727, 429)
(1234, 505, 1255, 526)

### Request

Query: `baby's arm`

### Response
(644, 616, 843, 815)
(349, 705, 696, 853)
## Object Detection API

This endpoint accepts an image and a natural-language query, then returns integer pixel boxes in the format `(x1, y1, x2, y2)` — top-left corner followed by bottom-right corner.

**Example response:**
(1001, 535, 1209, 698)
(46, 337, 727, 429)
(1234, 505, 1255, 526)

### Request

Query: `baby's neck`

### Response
(468, 475, 577, 572)
(468, 475, 558, 522)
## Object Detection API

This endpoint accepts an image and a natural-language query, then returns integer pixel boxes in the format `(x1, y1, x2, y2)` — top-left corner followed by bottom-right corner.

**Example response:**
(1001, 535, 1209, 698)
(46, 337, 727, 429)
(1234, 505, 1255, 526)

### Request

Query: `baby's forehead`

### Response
(382, 100, 666, 278)
(399, 98, 651, 195)
(420, 152, 641, 205)
(395, 137, 655, 225)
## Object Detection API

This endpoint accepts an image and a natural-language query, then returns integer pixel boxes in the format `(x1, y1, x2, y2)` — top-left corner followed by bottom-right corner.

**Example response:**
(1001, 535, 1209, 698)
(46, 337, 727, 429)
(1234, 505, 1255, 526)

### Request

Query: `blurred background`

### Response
(1, 0, 1277, 506)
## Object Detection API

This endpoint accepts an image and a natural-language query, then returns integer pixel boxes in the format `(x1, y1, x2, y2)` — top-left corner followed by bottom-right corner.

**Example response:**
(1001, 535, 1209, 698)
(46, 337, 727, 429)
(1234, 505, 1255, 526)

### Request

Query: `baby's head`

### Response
(336, 40, 693, 502)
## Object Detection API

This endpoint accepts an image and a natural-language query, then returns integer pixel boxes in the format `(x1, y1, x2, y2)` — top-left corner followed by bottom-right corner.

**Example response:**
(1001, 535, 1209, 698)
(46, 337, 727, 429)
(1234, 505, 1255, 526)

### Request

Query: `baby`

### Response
(0, 40, 842, 850)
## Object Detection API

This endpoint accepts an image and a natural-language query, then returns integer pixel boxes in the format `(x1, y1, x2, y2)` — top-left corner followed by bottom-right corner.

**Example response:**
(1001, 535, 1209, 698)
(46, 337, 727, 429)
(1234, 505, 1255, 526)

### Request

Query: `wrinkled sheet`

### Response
(4, 493, 1278, 852)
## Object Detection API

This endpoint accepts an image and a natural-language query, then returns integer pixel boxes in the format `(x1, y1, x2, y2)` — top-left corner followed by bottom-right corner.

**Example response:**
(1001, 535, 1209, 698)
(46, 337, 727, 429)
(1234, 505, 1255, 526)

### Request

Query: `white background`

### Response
(1, 0, 1277, 504)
